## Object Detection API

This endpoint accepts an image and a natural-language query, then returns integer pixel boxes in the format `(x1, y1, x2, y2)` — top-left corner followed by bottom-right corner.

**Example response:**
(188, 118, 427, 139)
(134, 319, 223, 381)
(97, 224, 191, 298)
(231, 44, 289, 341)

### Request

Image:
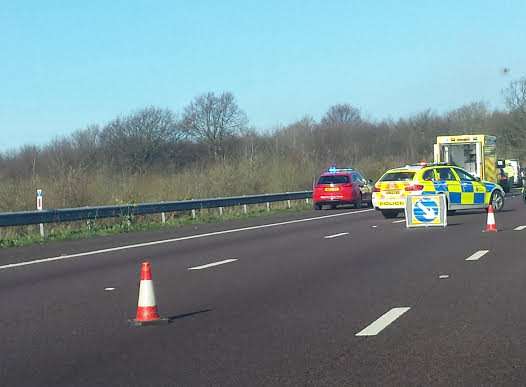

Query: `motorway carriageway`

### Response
(1, 196, 526, 386)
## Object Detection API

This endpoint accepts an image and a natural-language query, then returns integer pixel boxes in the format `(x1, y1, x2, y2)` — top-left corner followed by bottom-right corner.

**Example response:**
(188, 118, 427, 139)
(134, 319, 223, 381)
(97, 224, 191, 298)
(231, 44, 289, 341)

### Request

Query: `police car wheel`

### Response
(490, 190, 505, 212)
(314, 203, 322, 210)
(381, 209, 399, 219)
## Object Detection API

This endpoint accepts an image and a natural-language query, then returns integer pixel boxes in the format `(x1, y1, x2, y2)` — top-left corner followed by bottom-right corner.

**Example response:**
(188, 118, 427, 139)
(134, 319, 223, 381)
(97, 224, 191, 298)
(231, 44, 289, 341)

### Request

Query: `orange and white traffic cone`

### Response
(129, 261, 170, 326)
(483, 204, 498, 232)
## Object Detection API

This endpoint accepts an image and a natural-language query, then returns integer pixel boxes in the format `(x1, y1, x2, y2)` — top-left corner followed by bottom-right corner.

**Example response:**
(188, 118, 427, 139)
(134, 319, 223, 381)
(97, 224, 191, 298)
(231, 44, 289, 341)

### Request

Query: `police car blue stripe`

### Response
(474, 192, 485, 204)
(433, 181, 448, 192)
(461, 182, 473, 192)
(449, 192, 462, 204)
(484, 183, 496, 191)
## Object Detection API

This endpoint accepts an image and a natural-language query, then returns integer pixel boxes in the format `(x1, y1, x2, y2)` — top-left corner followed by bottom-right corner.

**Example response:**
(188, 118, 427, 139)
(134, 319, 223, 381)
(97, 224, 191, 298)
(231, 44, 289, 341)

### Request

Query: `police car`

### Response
(372, 163, 505, 219)
(312, 166, 373, 210)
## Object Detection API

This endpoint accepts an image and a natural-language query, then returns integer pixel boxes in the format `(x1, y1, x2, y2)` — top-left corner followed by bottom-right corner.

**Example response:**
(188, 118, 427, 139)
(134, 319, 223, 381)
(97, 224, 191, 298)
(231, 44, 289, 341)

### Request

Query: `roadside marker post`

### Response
(36, 189, 45, 238)
(405, 194, 447, 228)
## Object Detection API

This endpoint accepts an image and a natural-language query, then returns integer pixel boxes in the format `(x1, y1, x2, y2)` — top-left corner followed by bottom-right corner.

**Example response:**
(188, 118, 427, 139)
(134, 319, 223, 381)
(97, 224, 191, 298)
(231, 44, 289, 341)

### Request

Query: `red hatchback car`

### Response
(312, 167, 373, 210)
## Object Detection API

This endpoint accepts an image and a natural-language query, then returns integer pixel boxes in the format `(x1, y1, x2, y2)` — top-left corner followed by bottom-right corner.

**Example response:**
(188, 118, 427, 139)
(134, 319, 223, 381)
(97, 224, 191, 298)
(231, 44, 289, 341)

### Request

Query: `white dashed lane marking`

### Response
(465, 250, 489, 261)
(356, 307, 411, 336)
(324, 232, 349, 239)
(188, 259, 238, 270)
(392, 220, 405, 224)
(0, 209, 374, 271)
(514, 225, 526, 231)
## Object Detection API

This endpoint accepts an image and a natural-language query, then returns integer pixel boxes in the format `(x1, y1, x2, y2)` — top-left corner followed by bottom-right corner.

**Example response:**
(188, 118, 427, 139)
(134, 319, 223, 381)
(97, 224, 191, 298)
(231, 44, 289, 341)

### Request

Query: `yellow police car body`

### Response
(372, 163, 505, 219)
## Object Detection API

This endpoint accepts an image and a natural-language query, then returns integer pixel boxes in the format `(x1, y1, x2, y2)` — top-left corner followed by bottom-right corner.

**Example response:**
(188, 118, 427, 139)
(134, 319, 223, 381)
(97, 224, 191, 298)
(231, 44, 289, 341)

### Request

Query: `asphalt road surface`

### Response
(1, 196, 526, 386)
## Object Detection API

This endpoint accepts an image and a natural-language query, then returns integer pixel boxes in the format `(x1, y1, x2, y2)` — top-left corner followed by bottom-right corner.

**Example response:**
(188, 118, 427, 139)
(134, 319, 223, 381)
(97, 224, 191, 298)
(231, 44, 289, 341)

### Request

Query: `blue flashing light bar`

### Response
(327, 166, 354, 173)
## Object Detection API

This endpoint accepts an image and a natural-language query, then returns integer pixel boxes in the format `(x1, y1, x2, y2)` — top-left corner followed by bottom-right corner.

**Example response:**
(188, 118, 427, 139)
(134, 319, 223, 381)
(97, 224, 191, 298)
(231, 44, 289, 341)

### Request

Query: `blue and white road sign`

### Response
(405, 194, 447, 228)
(413, 198, 439, 222)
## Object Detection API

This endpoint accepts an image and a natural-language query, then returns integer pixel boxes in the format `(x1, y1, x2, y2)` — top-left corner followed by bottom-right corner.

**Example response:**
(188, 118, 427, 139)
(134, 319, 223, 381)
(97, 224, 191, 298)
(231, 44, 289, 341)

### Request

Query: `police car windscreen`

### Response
(379, 172, 415, 182)
(317, 175, 350, 184)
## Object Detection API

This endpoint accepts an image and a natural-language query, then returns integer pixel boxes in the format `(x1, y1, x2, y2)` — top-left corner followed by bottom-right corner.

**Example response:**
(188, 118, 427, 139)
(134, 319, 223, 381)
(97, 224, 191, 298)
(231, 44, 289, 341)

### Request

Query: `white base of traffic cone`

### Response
(128, 317, 171, 327)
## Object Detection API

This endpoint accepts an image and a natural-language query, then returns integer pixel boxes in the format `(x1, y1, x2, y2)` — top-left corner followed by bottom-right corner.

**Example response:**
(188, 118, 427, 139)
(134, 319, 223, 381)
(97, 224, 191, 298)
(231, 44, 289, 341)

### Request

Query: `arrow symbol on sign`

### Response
(416, 201, 435, 220)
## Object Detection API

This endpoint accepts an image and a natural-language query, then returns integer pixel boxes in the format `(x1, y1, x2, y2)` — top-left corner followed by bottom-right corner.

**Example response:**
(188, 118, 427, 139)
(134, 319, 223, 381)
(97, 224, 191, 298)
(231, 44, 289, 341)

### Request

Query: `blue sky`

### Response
(1, 0, 525, 151)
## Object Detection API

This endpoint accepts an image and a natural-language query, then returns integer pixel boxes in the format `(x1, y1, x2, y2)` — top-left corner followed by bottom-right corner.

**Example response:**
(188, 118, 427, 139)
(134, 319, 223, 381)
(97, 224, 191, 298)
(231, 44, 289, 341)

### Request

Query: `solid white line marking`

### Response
(324, 232, 349, 239)
(188, 259, 237, 270)
(514, 225, 526, 231)
(392, 220, 405, 223)
(0, 208, 374, 271)
(356, 307, 411, 336)
(465, 250, 489, 261)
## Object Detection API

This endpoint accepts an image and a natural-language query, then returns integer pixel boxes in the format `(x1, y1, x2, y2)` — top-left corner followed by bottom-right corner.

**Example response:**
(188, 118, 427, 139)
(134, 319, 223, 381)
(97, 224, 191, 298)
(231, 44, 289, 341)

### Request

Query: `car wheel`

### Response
(381, 209, 399, 219)
(314, 203, 322, 210)
(330, 204, 337, 210)
(490, 190, 505, 212)
(355, 194, 363, 209)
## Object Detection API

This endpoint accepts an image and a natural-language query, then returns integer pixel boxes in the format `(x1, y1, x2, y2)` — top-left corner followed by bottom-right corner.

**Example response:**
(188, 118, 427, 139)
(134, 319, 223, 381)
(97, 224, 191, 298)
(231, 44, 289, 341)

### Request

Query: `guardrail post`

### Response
(266, 202, 270, 212)
(287, 200, 291, 209)
(219, 207, 223, 216)
(36, 189, 45, 239)
(161, 212, 166, 224)
(243, 204, 248, 214)
(191, 209, 196, 220)
(305, 198, 310, 205)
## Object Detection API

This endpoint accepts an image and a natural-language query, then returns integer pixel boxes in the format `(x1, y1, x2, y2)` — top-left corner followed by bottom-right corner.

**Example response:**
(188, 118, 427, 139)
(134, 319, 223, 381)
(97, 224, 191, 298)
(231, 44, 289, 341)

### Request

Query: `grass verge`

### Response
(0, 200, 313, 249)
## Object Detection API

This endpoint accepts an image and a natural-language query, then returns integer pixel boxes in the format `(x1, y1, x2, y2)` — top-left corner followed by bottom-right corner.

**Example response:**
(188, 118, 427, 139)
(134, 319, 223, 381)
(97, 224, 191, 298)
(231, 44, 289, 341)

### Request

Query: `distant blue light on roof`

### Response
(328, 166, 338, 173)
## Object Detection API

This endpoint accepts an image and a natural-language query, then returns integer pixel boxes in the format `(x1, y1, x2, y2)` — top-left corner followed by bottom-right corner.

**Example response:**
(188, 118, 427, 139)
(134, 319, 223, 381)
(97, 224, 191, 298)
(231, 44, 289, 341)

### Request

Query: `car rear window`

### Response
(379, 172, 415, 182)
(317, 175, 350, 184)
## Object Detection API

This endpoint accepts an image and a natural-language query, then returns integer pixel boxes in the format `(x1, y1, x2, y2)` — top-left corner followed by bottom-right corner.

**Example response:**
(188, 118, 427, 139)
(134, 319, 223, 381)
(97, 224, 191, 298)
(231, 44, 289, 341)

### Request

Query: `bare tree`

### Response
(501, 77, 526, 150)
(320, 104, 361, 127)
(100, 107, 182, 173)
(503, 77, 526, 114)
(446, 102, 490, 132)
(181, 92, 248, 159)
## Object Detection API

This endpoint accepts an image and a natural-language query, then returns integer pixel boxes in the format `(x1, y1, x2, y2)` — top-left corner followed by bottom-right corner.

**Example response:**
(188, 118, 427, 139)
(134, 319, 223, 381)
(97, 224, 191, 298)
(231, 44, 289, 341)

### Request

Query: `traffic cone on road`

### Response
(129, 261, 170, 326)
(483, 205, 497, 232)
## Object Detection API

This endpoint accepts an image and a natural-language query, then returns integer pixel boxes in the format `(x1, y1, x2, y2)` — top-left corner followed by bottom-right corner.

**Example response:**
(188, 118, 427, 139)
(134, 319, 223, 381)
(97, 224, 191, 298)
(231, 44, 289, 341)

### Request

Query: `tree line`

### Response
(0, 78, 525, 210)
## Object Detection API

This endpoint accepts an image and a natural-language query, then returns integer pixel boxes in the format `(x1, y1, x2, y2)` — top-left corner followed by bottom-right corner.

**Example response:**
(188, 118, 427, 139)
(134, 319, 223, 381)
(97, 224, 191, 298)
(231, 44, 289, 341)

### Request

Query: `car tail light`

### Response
(405, 184, 424, 191)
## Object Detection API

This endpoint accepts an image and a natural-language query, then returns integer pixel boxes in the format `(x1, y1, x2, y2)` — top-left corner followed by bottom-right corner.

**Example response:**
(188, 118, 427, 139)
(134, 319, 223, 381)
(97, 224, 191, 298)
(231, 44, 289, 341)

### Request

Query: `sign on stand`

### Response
(405, 194, 447, 228)
(36, 189, 45, 238)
